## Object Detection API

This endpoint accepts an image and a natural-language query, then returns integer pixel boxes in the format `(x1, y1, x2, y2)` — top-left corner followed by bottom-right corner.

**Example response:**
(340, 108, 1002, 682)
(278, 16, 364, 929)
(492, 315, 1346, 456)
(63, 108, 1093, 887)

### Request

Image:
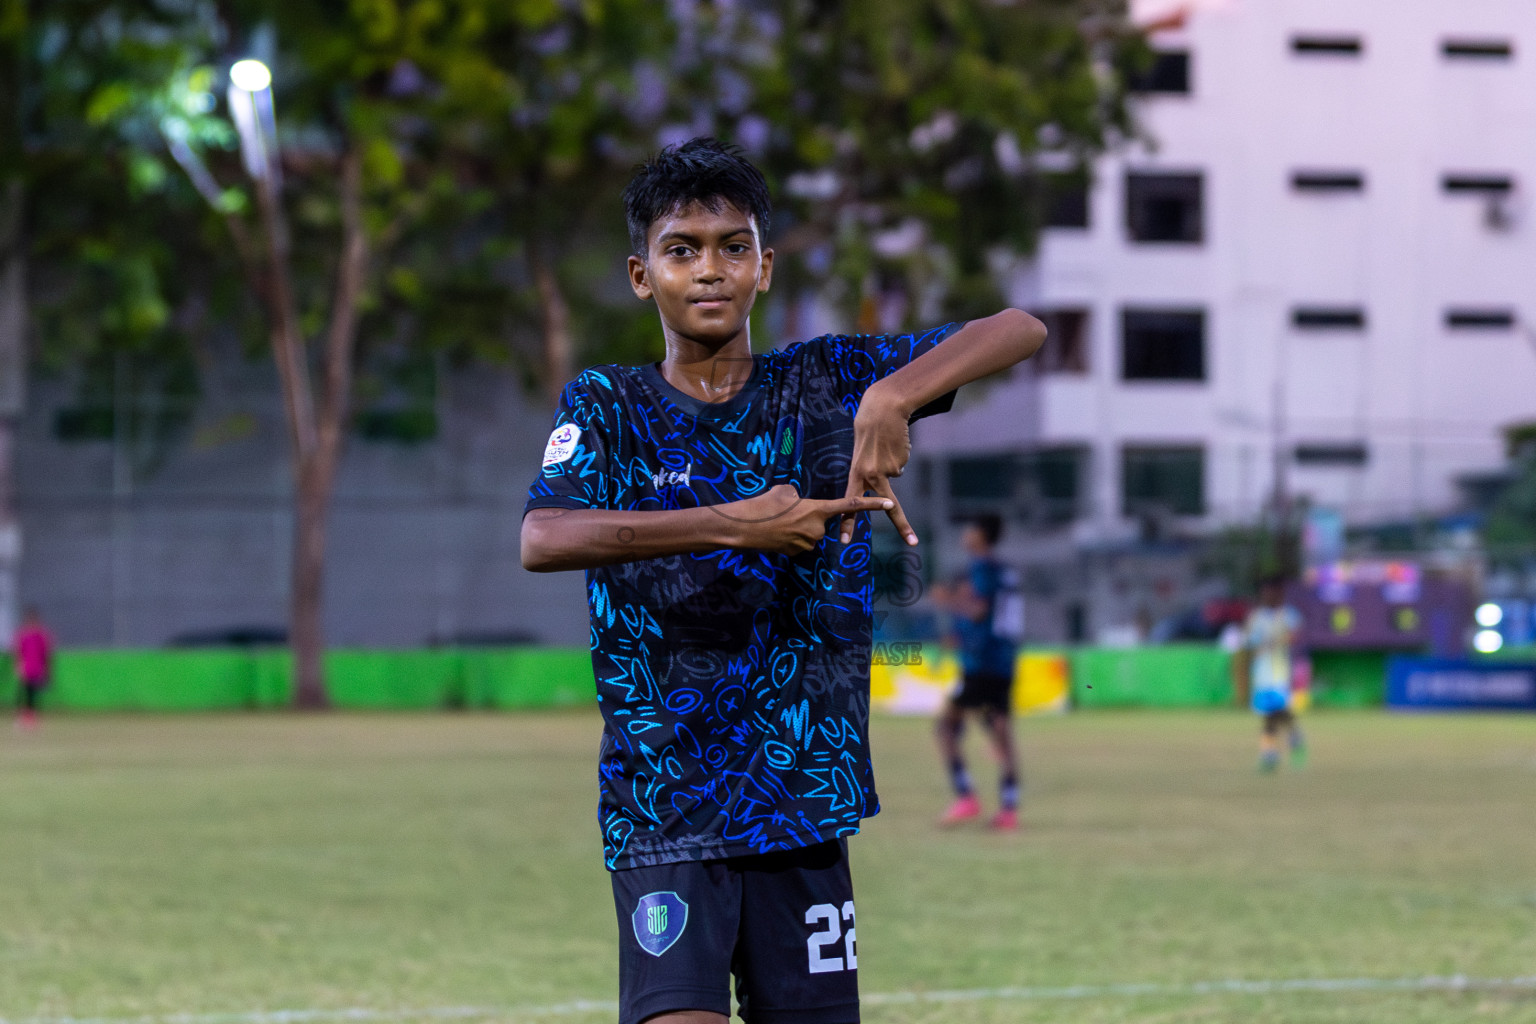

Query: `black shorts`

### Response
(1262, 708, 1295, 735)
(951, 670, 1012, 715)
(611, 839, 859, 1024)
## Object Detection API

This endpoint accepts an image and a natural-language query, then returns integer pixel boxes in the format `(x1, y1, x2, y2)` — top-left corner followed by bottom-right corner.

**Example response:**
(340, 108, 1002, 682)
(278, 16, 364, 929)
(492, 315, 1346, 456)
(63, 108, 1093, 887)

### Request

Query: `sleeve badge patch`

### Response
(542, 424, 582, 467)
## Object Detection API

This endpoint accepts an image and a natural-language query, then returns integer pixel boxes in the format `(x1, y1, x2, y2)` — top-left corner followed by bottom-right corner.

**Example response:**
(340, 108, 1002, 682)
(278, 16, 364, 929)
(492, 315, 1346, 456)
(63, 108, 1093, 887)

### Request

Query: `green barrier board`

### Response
(467, 648, 595, 709)
(37, 651, 262, 711)
(4, 648, 596, 712)
(325, 650, 464, 709)
(1070, 645, 1234, 708)
(1309, 650, 1387, 707)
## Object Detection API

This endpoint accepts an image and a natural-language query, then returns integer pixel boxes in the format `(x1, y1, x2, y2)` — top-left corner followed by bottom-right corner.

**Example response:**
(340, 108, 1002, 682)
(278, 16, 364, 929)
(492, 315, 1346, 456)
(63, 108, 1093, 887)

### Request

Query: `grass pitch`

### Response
(1, 710, 1534, 1023)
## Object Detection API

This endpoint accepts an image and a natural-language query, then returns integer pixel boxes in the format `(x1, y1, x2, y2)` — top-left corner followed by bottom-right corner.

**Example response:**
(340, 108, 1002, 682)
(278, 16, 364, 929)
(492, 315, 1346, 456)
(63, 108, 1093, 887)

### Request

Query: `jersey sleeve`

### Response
(523, 371, 615, 513)
(812, 322, 966, 420)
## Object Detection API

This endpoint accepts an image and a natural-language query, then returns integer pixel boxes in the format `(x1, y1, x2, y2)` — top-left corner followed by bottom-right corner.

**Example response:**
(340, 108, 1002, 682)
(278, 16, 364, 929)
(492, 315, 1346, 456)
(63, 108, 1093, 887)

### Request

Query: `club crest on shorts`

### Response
(632, 891, 688, 956)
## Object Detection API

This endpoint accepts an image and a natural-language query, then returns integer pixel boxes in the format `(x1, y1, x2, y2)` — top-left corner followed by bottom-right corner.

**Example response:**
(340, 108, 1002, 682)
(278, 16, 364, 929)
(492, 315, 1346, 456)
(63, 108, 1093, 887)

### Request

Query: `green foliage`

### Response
(1485, 454, 1536, 551)
(695, 0, 1145, 327)
(17, 0, 1142, 450)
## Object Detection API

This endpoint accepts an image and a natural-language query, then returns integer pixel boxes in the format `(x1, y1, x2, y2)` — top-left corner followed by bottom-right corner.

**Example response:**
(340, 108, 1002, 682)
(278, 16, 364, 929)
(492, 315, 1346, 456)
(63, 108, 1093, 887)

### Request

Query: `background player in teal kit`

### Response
(932, 514, 1023, 830)
(521, 138, 1045, 1024)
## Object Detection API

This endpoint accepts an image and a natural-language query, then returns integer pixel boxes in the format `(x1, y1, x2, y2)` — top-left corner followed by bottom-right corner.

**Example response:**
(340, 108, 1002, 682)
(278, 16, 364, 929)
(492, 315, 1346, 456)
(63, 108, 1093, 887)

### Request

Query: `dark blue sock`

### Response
(999, 773, 1020, 811)
(949, 759, 973, 797)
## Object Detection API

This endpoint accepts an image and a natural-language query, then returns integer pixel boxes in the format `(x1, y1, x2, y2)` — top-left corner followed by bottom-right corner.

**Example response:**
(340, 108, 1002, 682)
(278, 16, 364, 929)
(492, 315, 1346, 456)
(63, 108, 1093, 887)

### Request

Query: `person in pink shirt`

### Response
(14, 607, 53, 730)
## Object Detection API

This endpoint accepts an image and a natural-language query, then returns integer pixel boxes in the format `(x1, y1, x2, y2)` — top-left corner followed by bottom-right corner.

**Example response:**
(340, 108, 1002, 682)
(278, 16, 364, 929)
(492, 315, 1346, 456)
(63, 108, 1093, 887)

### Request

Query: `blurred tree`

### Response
(8, 0, 1144, 703)
(0, 0, 23, 645)
(678, 0, 1144, 332)
(19, 0, 697, 706)
(1485, 423, 1536, 553)
(3, 0, 226, 644)
(151, 0, 697, 705)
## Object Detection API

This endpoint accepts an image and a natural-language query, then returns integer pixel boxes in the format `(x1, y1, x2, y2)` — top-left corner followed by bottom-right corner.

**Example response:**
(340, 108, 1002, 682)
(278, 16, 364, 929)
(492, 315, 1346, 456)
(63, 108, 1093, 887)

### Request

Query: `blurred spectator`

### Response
(14, 607, 54, 732)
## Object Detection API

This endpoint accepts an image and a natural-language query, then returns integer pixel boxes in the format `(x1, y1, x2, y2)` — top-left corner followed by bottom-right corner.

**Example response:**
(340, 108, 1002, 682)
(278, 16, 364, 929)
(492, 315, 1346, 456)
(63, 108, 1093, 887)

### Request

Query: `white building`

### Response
(917, 0, 1536, 544)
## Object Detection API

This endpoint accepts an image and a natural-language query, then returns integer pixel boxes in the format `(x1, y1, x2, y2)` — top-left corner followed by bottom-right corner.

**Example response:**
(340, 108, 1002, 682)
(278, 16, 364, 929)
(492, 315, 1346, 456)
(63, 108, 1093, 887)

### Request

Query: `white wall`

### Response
(923, 0, 1536, 535)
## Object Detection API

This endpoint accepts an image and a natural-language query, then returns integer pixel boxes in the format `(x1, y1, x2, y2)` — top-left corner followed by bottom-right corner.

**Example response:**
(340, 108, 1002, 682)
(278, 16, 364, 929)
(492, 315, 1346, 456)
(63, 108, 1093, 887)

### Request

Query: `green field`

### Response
(2, 710, 1534, 1023)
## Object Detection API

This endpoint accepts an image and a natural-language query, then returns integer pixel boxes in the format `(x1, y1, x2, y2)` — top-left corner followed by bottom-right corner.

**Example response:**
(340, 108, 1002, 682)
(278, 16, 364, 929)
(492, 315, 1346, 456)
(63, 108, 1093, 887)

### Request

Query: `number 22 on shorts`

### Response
(806, 901, 857, 974)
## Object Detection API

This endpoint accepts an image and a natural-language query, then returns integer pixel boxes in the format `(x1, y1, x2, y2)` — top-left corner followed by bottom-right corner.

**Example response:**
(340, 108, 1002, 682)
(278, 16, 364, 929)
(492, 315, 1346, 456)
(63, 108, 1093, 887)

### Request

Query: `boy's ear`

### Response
(757, 247, 774, 294)
(628, 254, 653, 301)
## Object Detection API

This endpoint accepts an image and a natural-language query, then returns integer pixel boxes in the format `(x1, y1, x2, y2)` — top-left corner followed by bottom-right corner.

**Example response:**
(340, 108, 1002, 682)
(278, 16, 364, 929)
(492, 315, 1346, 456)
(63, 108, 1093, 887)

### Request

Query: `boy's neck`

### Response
(658, 328, 755, 403)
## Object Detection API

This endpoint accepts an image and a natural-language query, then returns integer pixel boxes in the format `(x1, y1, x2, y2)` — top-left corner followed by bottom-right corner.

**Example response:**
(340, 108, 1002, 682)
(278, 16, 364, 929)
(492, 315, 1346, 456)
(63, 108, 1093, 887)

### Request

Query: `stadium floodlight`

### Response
(1473, 629, 1504, 654)
(227, 59, 281, 189)
(1474, 602, 1503, 628)
(229, 59, 272, 93)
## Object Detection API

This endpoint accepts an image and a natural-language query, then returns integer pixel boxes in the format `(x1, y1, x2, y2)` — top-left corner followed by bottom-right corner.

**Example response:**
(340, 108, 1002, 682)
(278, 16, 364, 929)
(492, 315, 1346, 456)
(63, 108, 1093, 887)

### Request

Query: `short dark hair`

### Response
(622, 137, 772, 257)
(966, 514, 1003, 547)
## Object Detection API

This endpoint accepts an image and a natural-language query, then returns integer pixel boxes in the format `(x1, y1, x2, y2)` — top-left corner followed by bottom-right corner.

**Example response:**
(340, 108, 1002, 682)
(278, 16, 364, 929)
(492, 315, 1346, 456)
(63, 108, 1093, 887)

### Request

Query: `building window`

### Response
(1442, 174, 1514, 194)
(1292, 35, 1363, 56)
(1128, 51, 1191, 94)
(1292, 307, 1366, 330)
(1122, 308, 1205, 381)
(1442, 39, 1513, 59)
(1125, 172, 1203, 243)
(1033, 309, 1090, 373)
(1294, 442, 1369, 467)
(1039, 172, 1090, 229)
(1446, 308, 1516, 329)
(1018, 447, 1088, 524)
(949, 455, 1015, 502)
(1122, 446, 1205, 516)
(1292, 171, 1364, 192)
(948, 448, 1088, 524)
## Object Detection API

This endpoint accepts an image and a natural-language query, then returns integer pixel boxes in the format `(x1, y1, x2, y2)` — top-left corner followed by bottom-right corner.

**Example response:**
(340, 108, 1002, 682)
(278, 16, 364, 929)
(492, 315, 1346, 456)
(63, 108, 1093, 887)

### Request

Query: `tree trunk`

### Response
(289, 451, 335, 709)
(0, 180, 26, 645)
(250, 149, 366, 710)
(289, 152, 366, 709)
(530, 243, 574, 406)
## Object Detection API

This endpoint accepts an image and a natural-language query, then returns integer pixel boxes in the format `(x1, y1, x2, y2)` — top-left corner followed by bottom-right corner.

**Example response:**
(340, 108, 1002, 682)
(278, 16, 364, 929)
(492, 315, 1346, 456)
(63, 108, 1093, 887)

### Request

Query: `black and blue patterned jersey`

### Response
(524, 325, 962, 870)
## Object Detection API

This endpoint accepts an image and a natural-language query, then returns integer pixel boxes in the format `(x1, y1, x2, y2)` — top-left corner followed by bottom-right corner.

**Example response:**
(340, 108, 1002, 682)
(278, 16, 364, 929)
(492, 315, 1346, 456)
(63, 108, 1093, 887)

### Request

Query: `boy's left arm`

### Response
(841, 308, 1046, 544)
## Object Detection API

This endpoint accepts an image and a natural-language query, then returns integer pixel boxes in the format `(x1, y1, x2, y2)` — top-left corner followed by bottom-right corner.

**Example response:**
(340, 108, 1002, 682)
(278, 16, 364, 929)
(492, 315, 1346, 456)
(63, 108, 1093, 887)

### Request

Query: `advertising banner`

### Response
(1386, 657, 1536, 711)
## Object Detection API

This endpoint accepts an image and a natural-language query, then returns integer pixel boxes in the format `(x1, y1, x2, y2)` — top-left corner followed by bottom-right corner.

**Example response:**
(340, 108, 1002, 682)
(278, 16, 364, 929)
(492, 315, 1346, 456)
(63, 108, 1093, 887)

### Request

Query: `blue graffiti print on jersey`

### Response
(525, 325, 961, 870)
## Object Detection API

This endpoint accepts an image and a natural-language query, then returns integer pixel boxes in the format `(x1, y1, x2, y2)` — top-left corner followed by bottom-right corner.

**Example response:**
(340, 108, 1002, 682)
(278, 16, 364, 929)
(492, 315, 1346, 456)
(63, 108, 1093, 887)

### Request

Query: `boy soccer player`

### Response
(932, 515, 1023, 830)
(521, 138, 1044, 1024)
(1244, 575, 1305, 772)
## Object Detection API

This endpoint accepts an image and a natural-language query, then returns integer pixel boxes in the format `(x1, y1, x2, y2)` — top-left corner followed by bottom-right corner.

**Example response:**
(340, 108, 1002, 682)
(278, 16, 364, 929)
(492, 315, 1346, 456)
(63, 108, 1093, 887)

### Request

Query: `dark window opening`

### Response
(1122, 446, 1205, 516)
(1128, 51, 1191, 93)
(948, 449, 1087, 525)
(354, 408, 439, 443)
(1446, 308, 1516, 329)
(1443, 174, 1514, 194)
(1293, 307, 1366, 330)
(1292, 171, 1364, 192)
(1034, 309, 1090, 373)
(1294, 442, 1369, 466)
(1442, 39, 1513, 59)
(949, 455, 1014, 502)
(54, 406, 116, 441)
(1039, 172, 1090, 229)
(1292, 35, 1363, 55)
(1017, 447, 1087, 524)
(1122, 308, 1206, 381)
(1126, 172, 1203, 243)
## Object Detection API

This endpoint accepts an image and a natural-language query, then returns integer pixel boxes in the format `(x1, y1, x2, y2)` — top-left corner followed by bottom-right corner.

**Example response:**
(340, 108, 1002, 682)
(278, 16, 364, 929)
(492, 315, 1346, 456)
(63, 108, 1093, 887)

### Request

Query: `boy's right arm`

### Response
(521, 484, 893, 572)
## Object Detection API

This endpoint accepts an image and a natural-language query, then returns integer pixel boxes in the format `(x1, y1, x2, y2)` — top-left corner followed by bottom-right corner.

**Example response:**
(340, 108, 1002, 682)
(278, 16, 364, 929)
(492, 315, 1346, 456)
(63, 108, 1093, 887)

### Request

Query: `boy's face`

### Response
(628, 200, 773, 350)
